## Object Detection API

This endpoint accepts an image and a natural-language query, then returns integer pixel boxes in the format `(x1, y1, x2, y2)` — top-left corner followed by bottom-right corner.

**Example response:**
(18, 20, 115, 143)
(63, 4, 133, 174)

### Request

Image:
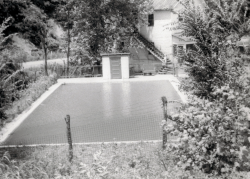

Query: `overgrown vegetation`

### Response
(0, 18, 25, 126)
(0, 0, 64, 76)
(175, 0, 250, 99)
(0, 0, 61, 48)
(72, 0, 153, 58)
(163, 0, 250, 176)
(1, 142, 249, 179)
(0, 63, 58, 128)
(4, 74, 57, 122)
(0, 17, 58, 129)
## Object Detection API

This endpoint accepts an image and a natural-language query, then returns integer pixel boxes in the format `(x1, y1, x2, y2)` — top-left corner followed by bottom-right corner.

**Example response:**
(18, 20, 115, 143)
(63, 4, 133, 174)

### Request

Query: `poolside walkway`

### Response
(58, 74, 187, 83)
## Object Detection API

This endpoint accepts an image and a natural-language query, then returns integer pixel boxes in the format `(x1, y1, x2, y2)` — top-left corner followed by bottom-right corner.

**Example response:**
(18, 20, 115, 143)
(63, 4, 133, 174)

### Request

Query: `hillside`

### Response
(12, 21, 64, 56)
(1, 0, 65, 59)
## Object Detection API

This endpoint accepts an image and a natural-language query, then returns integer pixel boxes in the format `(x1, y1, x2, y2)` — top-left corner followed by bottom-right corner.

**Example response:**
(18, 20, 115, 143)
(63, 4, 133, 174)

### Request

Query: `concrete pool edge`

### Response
(168, 77, 188, 103)
(0, 82, 62, 144)
(0, 139, 180, 148)
(58, 75, 183, 83)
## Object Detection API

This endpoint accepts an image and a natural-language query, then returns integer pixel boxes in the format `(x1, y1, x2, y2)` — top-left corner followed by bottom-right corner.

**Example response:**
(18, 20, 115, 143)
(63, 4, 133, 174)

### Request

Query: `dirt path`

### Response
(22, 58, 67, 69)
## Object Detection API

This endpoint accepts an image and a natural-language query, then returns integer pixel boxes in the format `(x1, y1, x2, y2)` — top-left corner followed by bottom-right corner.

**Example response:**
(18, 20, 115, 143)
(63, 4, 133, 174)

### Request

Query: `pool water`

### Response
(3, 80, 181, 145)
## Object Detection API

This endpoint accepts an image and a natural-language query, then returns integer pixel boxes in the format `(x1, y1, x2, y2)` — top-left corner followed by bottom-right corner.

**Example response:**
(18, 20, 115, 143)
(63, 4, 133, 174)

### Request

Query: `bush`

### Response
(163, 58, 250, 175)
(173, 0, 250, 99)
(162, 0, 250, 176)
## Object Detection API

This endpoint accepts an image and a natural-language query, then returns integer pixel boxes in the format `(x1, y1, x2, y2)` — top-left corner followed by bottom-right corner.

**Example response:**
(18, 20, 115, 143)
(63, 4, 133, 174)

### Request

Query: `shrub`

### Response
(174, 0, 250, 99)
(163, 59, 250, 175)
(162, 0, 250, 176)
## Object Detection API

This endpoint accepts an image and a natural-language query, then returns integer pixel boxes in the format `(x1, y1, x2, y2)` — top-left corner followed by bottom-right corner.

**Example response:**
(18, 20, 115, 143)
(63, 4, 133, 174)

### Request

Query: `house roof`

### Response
(153, 0, 204, 10)
(153, 0, 179, 10)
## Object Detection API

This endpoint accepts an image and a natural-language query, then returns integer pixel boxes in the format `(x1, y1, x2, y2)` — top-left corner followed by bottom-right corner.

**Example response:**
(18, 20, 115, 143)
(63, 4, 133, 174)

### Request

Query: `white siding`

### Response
(139, 11, 173, 60)
(138, 1, 202, 63)
(121, 55, 130, 79)
(102, 56, 111, 79)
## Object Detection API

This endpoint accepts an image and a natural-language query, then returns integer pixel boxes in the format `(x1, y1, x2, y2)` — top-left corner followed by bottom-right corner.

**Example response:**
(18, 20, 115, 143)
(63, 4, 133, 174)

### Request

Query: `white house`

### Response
(129, 0, 202, 73)
(102, 0, 202, 79)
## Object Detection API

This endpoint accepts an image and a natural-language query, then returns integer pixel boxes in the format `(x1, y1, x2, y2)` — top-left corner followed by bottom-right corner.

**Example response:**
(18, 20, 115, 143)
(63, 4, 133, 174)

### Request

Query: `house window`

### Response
(178, 46, 184, 54)
(148, 14, 154, 26)
(173, 45, 185, 56)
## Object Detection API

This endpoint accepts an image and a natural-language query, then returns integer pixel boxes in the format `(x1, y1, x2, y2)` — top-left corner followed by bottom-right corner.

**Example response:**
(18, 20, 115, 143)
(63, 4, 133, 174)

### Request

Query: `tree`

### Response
(205, 0, 250, 19)
(40, 21, 59, 76)
(74, 0, 153, 59)
(30, 0, 61, 18)
(22, 4, 59, 76)
(174, 0, 250, 99)
(56, 0, 78, 76)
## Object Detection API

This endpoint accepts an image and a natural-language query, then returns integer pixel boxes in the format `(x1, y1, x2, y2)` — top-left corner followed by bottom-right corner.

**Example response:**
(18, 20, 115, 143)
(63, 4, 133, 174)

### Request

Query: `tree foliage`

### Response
(0, 0, 30, 37)
(73, 0, 153, 58)
(21, 4, 60, 76)
(56, 0, 77, 75)
(176, 0, 250, 99)
(30, 0, 61, 18)
(0, 0, 62, 48)
(163, 0, 250, 176)
(0, 18, 25, 124)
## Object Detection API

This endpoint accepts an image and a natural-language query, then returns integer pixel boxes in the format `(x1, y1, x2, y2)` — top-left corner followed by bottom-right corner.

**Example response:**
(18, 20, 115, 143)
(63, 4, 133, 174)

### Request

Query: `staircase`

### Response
(135, 33, 173, 74)
(135, 33, 165, 63)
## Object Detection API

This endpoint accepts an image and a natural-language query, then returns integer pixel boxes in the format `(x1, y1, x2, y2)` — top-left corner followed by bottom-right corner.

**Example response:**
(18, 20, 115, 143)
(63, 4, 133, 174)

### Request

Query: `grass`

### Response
(0, 142, 249, 179)
(3, 74, 57, 127)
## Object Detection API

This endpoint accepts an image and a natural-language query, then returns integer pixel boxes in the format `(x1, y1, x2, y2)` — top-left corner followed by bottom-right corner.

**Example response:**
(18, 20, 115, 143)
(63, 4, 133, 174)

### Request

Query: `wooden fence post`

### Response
(65, 115, 73, 162)
(161, 96, 168, 149)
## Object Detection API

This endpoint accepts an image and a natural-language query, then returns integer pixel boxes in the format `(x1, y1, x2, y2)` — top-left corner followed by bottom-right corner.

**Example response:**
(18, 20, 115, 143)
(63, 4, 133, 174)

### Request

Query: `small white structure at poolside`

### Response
(101, 53, 130, 80)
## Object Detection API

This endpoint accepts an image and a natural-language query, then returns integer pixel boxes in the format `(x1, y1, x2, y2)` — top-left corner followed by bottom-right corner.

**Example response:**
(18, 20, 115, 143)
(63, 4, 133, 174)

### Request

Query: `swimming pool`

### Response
(3, 80, 181, 145)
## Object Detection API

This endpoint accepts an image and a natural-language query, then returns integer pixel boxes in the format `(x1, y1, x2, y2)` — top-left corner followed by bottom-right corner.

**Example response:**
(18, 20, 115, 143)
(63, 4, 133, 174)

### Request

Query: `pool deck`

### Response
(0, 74, 188, 146)
(57, 74, 186, 83)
